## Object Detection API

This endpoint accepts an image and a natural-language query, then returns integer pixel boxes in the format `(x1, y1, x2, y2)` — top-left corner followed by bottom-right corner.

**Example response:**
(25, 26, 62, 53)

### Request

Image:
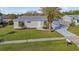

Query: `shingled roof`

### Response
(64, 15, 79, 20)
(14, 16, 48, 21)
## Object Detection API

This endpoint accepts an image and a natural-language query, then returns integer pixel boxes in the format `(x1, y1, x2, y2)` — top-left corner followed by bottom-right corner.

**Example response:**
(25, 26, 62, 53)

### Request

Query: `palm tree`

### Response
(41, 7, 63, 32)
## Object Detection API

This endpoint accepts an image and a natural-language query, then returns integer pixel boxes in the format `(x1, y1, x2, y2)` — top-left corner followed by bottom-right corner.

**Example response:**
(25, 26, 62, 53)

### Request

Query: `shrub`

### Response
(0, 22, 7, 27)
(70, 22, 75, 27)
(43, 23, 48, 29)
(19, 21, 25, 28)
(8, 20, 13, 25)
(2, 22, 7, 27)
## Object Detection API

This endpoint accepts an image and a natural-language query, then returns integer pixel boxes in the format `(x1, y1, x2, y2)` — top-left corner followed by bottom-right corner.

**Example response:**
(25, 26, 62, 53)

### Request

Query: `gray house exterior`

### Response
(13, 16, 48, 30)
(0, 15, 11, 23)
(63, 15, 79, 25)
(13, 16, 61, 30)
(0, 16, 3, 23)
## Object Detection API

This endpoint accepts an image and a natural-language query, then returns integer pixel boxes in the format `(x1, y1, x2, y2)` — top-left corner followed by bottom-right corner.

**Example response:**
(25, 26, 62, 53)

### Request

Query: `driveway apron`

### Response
(56, 27, 79, 48)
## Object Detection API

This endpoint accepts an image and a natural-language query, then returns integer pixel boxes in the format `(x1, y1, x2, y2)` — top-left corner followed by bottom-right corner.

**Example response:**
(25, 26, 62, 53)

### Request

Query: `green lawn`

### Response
(68, 26, 79, 36)
(0, 26, 63, 41)
(0, 40, 78, 51)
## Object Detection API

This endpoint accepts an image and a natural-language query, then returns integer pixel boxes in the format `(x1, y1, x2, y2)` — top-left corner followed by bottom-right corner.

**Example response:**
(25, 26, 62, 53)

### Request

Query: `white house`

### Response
(13, 16, 47, 30)
(13, 16, 61, 30)
(63, 15, 79, 26)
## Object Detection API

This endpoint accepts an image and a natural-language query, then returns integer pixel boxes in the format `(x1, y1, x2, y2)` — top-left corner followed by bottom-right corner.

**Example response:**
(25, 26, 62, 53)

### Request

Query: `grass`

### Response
(0, 26, 63, 41)
(0, 40, 78, 51)
(68, 26, 79, 36)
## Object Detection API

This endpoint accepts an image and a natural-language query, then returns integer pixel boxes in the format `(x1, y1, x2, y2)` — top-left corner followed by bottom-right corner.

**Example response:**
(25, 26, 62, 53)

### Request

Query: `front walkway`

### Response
(0, 37, 64, 45)
(56, 27, 79, 48)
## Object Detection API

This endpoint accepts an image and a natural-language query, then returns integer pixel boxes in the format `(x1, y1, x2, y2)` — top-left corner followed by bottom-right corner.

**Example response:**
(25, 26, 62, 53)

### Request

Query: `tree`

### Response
(7, 14, 17, 19)
(0, 12, 3, 16)
(41, 7, 63, 32)
(6, 14, 17, 25)
(63, 10, 79, 15)
(70, 17, 75, 27)
(21, 12, 33, 16)
(20, 11, 44, 16)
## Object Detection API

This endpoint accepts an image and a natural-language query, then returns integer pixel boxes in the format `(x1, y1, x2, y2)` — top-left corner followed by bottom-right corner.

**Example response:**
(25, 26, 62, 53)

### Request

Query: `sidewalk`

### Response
(0, 37, 64, 45)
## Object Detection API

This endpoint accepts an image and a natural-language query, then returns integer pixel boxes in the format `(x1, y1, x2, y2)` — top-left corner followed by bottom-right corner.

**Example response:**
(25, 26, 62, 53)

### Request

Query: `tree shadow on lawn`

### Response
(7, 31, 16, 34)
(0, 31, 16, 42)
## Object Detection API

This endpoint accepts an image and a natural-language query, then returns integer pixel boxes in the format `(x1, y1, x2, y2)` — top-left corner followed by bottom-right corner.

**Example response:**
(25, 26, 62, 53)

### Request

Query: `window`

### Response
(77, 19, 79, 23)
(44, 21, 47, 24)
(27, 21, 31, 23)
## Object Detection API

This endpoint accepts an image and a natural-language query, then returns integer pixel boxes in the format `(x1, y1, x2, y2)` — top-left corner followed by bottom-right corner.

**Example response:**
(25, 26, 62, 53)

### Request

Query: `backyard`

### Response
(0, 26, 63, 41)
(0, 40, 78, 51)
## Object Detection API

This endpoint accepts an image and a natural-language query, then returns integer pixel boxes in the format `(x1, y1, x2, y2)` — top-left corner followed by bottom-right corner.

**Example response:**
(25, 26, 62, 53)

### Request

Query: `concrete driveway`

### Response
(56, 26, 79, 48)
(56, 27, 77, 37)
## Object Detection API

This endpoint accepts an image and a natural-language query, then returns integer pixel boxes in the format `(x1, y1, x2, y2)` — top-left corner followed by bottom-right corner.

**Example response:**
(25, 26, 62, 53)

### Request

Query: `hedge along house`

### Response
(13, 16, 61, 30)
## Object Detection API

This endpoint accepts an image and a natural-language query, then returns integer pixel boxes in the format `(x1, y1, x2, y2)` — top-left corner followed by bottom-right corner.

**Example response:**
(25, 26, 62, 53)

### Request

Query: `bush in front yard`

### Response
(8, 20, 13, 25)
(43, 22, 49, 29)
(0, 22, 7, 27)
(70, 22, 75, 27)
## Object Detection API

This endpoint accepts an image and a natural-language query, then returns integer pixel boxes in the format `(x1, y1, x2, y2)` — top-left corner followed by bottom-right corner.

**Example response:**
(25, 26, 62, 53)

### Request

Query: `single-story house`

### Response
(0, 15, 12, 23)
(0, 16, 3, 23)
(63, 15, 79, 25)
(13, 16, 61, 30)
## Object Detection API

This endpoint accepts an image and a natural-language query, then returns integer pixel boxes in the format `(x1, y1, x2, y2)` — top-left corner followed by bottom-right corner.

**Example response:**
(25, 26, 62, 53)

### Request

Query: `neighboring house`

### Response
(13, 16, 61, 30)
(2, 16, 11, 22)
(63, 15, 79, 26)
(0, 16, 3, 23)
(0, 15, 11, 23)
